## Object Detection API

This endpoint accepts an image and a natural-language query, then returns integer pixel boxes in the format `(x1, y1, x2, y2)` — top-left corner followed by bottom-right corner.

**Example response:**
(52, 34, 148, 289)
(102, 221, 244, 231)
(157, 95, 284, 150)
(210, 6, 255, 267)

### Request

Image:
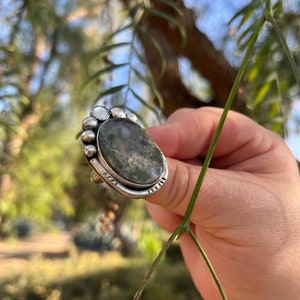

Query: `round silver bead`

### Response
(82, 116, 98, 130)
(83, 145, 97, 158)
(81, 130, 95, 143)
(91, 106, 110, 121)
(110, 107, 126, 118)
(90, 170, 103, 184)
(126, 113, 138, 123)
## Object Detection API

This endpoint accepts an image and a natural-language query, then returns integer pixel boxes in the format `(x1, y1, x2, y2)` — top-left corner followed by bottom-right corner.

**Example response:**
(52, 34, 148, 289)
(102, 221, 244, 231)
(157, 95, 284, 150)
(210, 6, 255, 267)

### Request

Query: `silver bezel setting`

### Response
(81, 106, 168, 198)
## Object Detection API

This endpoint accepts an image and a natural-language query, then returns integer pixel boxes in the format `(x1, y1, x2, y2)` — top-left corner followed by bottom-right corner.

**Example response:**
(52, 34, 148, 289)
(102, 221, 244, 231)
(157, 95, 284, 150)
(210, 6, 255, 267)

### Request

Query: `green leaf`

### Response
(81, 63, 129, 91)
(87, 23, 134, 62)
(267, 15, 300, 89)
(137, 26, 166, 77)
(105, 22, 134, 41)
(132, 46, 147, 64)
(129, 88, 162, 121)
(237, 22, 259, 50)
(95, 42, 132, 57)
(93, 84, 127, 104)
(156, 0, 183, 16)
(247, 64, 260, 83)
(269, 101, 280, 118)
(239, 8, 255, 28)
(273, 1, 283, 17)
(253, 81, 273, 106)
(132, 68, 150, 85)
(152, 86, 164, 110)
(132, 68, 164, 110)
(228, 1, 260, 26)
(141, 6, 186, 46)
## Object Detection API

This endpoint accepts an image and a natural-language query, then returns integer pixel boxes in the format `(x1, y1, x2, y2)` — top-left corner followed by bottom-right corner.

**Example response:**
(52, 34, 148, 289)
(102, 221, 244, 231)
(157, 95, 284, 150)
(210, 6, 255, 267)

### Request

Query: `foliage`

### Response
(0, 0, 299, 298)
(0, 251, 201, 300)
(137, 220, 164, 260)
(82, 0, 184, 125)
(0, 0, 109, 233)
(228, 0, 300, 134)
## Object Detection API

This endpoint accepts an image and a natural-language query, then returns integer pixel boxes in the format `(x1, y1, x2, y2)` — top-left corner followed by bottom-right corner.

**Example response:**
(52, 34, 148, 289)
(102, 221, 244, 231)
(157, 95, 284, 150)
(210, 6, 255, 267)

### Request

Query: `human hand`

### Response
(146, 107, 300, 300)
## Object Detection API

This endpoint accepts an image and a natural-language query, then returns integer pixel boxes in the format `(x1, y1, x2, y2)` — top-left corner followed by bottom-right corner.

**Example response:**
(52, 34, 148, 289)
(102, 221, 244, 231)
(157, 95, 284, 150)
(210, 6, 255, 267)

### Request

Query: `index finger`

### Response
(147, 107, 277, 168)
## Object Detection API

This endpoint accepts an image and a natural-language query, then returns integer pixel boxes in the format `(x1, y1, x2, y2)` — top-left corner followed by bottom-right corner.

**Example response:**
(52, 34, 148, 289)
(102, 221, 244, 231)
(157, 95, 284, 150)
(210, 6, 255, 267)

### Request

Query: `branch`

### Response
(137, 26, 207, 116)
(136, 1, 246, 116)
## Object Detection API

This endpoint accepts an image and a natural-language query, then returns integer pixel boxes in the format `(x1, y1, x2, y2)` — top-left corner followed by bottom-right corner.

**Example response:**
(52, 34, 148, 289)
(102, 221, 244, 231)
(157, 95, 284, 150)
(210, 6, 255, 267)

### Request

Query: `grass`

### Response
(0, 248, 202, 300)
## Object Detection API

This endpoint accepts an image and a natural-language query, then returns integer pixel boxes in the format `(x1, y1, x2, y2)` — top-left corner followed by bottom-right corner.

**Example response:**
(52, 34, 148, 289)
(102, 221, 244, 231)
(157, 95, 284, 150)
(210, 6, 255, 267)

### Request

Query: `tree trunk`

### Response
(125, 0, 247, 116)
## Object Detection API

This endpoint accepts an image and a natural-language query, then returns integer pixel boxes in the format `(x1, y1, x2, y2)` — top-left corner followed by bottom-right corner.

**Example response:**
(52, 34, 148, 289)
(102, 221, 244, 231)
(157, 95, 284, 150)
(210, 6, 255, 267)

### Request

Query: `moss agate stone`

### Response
(98, 118, 163, 186)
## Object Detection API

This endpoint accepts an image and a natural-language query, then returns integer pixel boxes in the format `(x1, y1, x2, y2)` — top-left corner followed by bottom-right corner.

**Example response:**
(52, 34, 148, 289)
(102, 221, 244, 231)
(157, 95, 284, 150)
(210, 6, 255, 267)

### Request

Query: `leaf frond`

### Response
(81, 63, 129, 91)
(140, 5, 186, 45)
(93, 84, 127, 104)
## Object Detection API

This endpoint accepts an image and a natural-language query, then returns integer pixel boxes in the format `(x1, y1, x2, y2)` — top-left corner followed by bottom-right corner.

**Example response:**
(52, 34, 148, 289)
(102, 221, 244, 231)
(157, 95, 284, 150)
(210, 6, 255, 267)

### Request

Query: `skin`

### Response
(146, 107, 300, 300)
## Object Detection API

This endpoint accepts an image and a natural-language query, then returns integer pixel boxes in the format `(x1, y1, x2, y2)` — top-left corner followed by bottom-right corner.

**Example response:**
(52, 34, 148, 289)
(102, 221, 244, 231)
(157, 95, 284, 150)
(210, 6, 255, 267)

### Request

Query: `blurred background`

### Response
(0, 0, 299, 299)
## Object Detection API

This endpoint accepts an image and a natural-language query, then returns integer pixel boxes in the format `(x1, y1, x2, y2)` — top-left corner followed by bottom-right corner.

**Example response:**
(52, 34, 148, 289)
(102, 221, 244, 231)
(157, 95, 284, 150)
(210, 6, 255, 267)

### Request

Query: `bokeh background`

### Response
(0, 1, 299, 299)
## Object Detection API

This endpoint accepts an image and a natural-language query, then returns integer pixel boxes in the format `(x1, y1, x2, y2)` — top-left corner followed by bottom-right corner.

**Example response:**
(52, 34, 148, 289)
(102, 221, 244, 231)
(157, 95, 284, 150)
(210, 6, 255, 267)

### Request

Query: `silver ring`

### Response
(81, 106, 168, 198)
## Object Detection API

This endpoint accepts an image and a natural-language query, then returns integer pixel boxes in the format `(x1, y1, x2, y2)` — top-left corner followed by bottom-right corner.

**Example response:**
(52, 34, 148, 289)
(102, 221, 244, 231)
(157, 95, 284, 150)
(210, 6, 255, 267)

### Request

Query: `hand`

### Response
(146, 107, 300, 300)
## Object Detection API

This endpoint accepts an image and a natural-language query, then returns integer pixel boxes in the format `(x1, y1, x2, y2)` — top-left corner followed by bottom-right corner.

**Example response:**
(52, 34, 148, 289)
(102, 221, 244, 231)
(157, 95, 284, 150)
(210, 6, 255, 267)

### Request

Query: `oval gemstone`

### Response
(97, 118, 164, 186)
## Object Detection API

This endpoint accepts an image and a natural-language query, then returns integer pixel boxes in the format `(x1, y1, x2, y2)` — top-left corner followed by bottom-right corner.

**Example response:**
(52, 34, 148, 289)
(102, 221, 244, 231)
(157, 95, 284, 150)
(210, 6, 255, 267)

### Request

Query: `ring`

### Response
(81, 106, 168, 198)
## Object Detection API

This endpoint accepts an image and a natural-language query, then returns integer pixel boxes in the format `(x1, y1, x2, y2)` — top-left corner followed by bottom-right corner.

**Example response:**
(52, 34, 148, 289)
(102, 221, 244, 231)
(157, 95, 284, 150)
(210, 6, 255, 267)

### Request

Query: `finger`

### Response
(147, 107, 280, 170)
(146, 202, 182, 232)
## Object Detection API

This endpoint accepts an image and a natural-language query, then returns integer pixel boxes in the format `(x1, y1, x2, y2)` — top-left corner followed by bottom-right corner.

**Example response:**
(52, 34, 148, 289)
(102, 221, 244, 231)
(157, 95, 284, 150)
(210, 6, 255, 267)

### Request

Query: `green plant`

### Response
(0, 251, 200, 300)
(83, 1, 299, 299)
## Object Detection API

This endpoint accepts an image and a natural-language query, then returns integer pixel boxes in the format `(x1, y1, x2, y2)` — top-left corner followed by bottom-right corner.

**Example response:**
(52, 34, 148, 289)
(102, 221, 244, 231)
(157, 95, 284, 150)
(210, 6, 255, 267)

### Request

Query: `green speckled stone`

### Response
(98, 118, 163, 185)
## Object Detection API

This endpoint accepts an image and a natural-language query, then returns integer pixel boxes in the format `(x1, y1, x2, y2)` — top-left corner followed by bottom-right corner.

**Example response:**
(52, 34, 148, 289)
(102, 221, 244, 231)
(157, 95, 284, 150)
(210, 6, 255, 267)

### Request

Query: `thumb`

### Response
(146, 155, 230, 222)
(148, 156, 200, 214)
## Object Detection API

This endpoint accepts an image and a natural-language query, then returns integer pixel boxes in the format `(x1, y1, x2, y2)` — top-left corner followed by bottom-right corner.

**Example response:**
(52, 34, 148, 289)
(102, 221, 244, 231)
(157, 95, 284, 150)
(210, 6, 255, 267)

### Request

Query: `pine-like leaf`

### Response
(129, 88, 162, 121)
(93, 84, 127, 104)
(95, 42, 132, 57)
(156, 0, 184, 16)
(137, 26, 166, 77)
(81, 63, 129, 91)
(141, 6, 186, 45)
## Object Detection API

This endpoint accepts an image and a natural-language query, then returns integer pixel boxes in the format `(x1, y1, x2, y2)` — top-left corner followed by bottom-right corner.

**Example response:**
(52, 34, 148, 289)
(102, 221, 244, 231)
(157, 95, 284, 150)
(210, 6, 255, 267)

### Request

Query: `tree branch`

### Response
(136, 0, 246, 116)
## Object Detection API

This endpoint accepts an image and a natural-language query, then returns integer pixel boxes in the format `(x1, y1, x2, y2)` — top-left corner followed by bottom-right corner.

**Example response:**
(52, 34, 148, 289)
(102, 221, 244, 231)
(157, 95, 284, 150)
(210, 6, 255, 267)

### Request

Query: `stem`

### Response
(265, 0, 272, 16)
(187, 228, 227, 300)
(181, 16, 265, 225)
(133, 227, 183, 300)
